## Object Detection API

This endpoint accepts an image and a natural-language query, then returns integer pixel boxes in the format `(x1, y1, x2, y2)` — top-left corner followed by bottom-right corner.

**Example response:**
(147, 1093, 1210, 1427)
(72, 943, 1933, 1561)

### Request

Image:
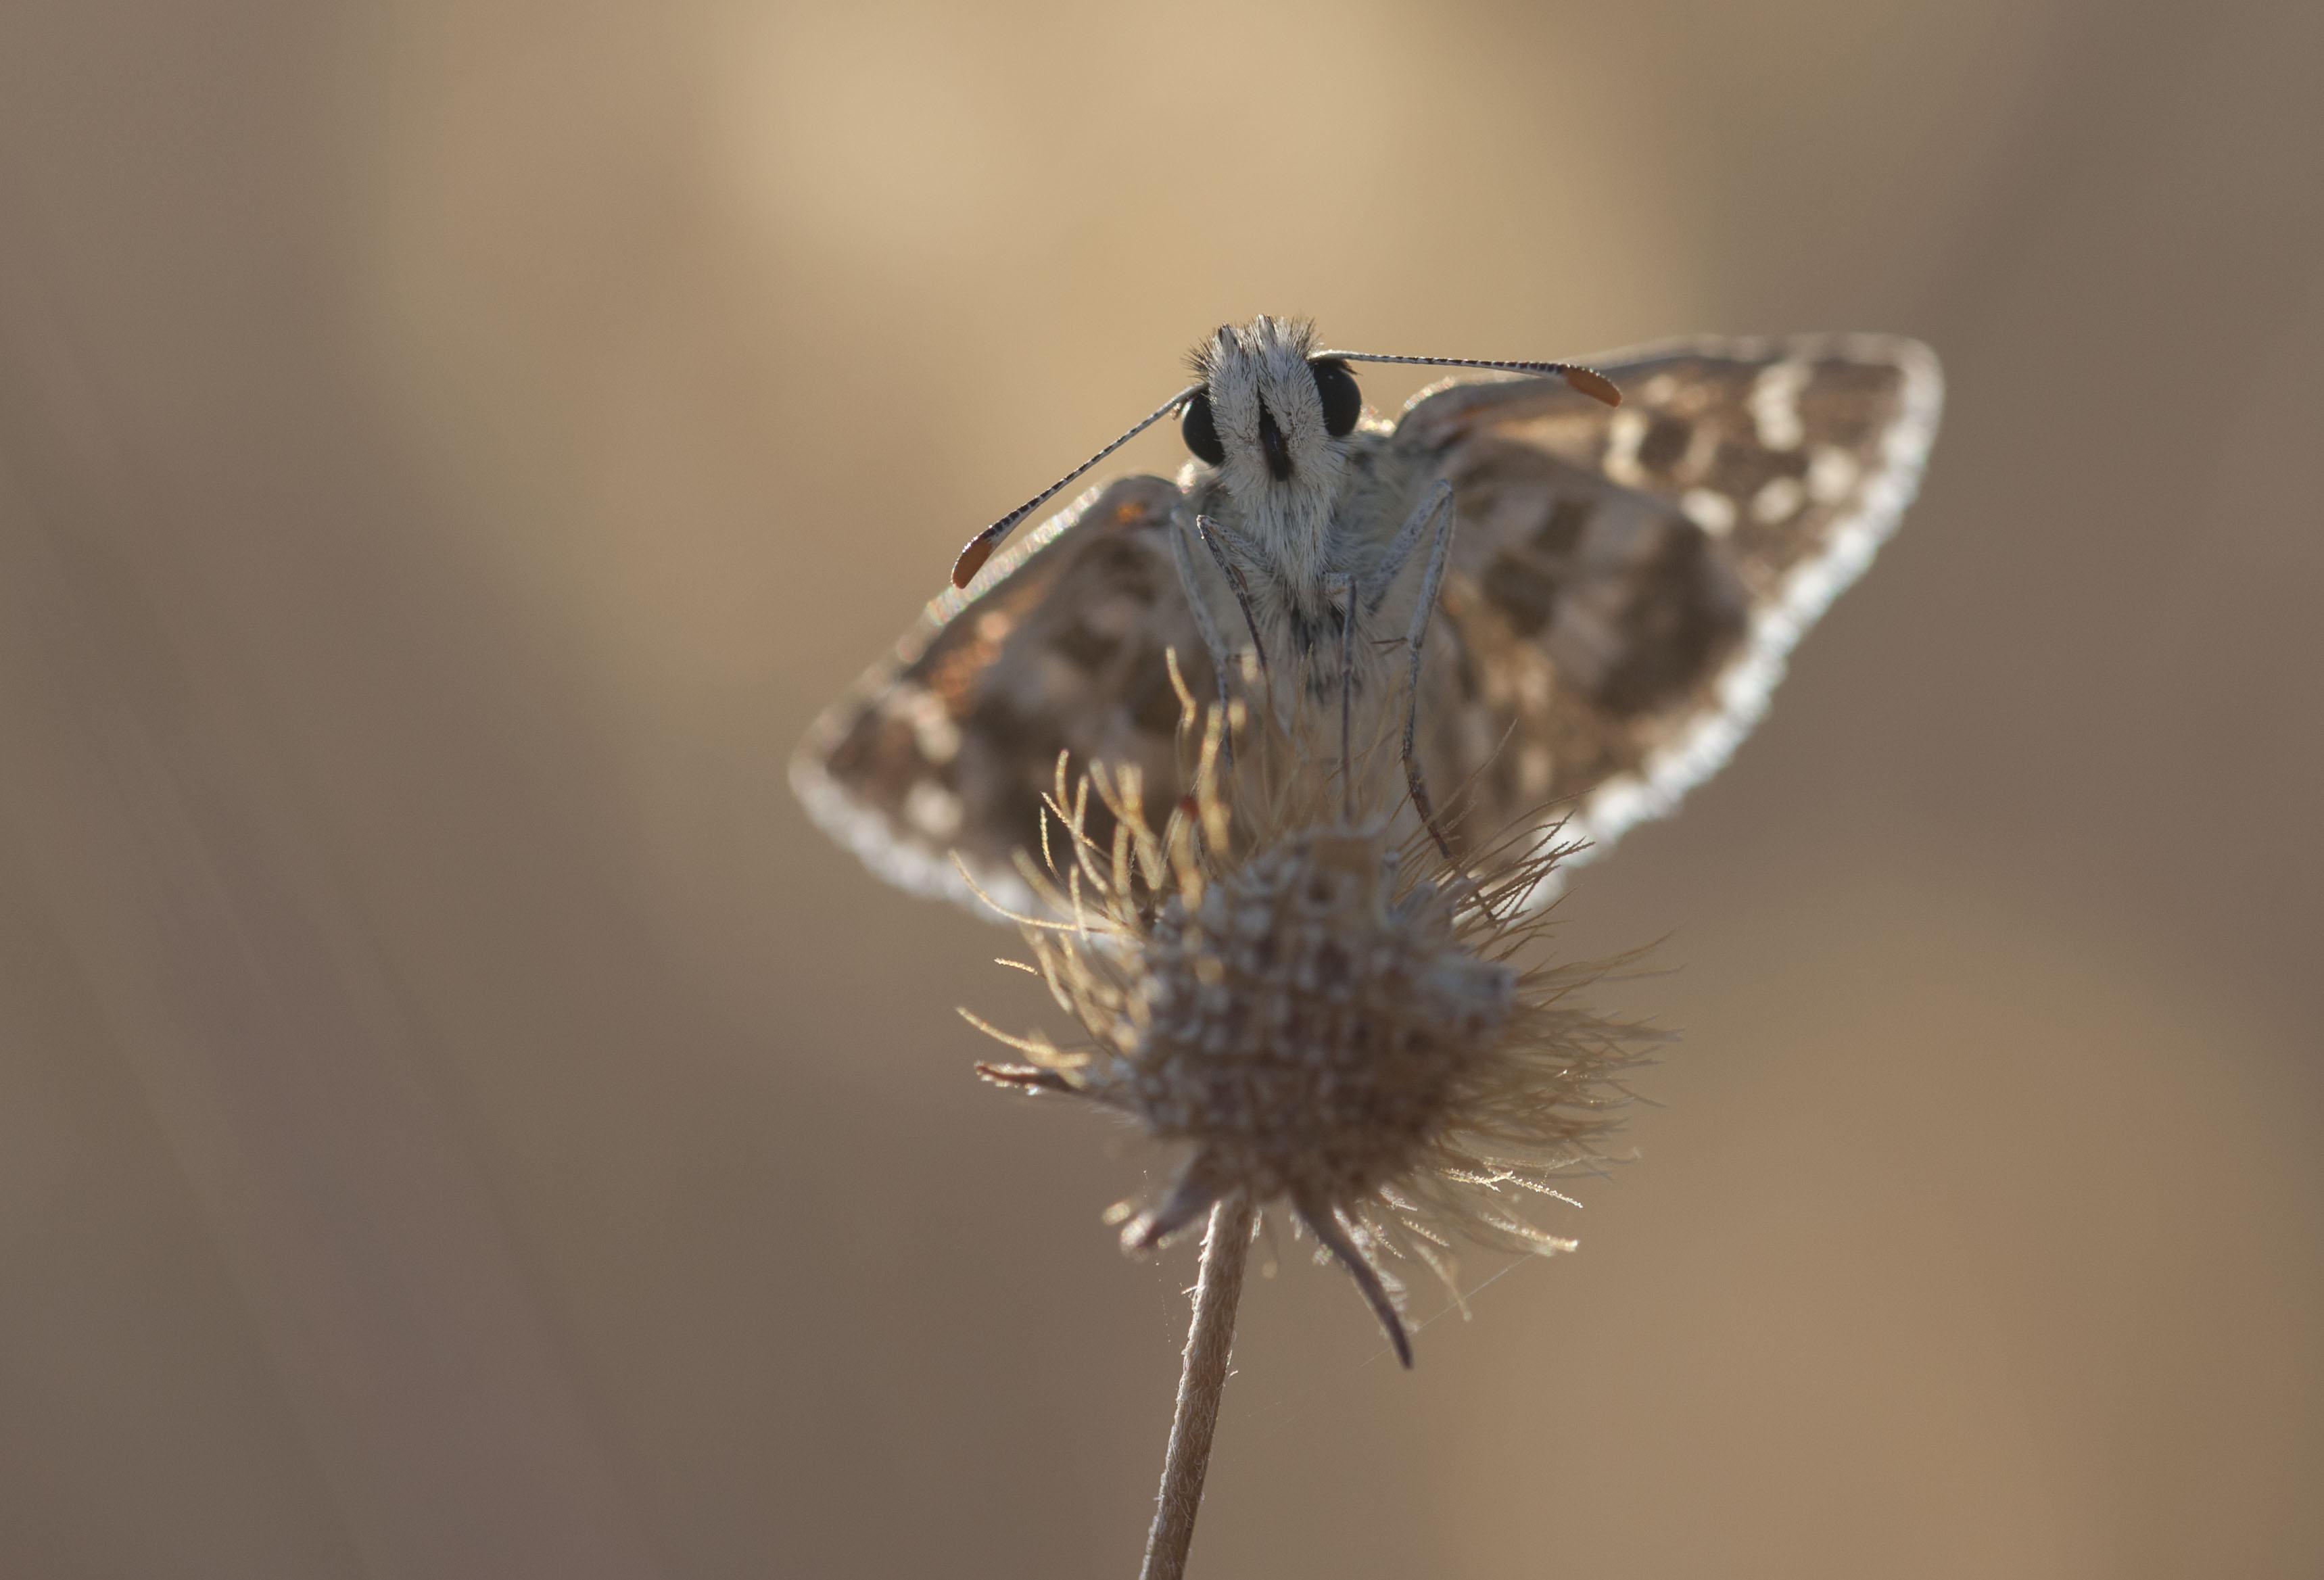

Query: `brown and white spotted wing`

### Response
(1395, 335, 1943, 869)
(790, 475, 1214, 914)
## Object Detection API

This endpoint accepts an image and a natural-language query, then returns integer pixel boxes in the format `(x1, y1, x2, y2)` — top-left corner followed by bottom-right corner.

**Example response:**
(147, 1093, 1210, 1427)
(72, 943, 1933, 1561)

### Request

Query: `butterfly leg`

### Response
(1195, 516, 1272, 688)
(1360, 478, 1455, 611)
(1168, 514, 1243, 736)
(1361, 482, 1460, 860)
(1336, 573, 1357, 825)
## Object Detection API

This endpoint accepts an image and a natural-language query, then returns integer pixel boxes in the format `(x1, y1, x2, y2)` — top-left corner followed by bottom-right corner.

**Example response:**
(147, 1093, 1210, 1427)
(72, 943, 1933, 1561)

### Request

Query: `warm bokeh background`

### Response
(1, 2, 2318, 1576)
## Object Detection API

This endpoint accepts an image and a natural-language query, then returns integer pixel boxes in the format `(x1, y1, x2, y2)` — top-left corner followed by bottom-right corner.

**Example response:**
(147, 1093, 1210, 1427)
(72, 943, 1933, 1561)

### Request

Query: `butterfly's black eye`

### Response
(1310, 357, 1362, 437)
(1181, 389, 1226, 464)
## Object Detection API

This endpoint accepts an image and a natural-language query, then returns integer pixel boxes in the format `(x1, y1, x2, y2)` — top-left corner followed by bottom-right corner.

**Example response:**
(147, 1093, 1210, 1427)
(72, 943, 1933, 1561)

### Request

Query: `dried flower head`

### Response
(967, 663, 1663, 1364)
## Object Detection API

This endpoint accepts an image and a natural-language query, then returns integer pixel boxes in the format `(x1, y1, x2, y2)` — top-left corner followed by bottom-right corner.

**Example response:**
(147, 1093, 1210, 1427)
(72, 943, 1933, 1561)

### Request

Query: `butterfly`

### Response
(791, 317, 1941, 916)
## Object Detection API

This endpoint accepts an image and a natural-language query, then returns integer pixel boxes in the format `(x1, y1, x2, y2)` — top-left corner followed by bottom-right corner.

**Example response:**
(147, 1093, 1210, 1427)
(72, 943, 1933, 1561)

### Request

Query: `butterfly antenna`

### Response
(951, 383, 1204, 588)
(1318, 350, 1622, 408)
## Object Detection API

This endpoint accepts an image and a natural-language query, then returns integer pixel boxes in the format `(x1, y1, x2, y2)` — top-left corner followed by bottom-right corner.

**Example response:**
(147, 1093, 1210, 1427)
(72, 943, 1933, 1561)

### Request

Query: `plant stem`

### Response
(1139, 1193, 1257, 1580)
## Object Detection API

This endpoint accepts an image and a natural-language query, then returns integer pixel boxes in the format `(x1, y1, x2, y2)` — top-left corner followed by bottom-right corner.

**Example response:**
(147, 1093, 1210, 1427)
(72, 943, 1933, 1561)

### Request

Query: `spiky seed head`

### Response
(1127, 826, 1514, 1210)
(965, 672, 1663, 1363)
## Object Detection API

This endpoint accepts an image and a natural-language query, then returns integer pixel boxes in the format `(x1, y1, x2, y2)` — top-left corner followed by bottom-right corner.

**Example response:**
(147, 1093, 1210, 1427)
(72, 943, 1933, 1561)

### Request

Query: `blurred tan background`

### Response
(1, 1, 2319, 1575)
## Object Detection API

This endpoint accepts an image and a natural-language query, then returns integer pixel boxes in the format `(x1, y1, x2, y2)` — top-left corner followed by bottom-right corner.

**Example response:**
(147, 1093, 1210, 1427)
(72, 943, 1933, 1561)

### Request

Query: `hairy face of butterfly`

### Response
(1180, 319, 1362, 496)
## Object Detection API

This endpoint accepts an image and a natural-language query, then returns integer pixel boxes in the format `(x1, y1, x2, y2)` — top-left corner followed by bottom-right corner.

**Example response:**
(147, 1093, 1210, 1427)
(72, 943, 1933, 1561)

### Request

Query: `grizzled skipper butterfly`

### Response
(792, 316, 1941, 915)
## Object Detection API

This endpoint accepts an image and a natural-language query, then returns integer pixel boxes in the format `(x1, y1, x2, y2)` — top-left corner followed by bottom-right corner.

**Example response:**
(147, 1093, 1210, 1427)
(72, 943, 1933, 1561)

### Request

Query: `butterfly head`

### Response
(1180, 316, 1362, 502)
(947, 316, 1619, 590)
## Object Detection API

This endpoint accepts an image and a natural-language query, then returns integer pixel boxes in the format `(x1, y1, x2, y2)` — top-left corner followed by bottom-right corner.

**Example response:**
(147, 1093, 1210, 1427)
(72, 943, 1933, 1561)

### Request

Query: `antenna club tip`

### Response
(1563, 366, 1621, 406)
(951, 536, 997, 588)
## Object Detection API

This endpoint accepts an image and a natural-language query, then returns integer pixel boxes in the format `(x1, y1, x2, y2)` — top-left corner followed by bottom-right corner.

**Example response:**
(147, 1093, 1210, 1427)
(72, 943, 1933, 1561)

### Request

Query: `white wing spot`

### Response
(884, 686, 963, 764)
(1753, 475, 1804, 524)
(1807, 446, 1860, 504)
(904, 781, 963, 838)
(1603, 407, 1649, 487)
(1682, 488, 1736, 536)
(1749, 360, 1810, 451)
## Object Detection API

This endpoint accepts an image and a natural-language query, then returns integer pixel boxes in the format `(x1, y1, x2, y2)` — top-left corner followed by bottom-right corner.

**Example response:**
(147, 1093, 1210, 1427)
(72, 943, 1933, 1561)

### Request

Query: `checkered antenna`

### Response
(951, 384, 1204, 588)
(1319, 350, 1623, 408)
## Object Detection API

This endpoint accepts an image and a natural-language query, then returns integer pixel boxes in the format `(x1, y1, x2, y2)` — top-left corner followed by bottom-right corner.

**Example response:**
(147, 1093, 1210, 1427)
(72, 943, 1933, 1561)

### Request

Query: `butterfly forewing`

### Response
(1400, 334, 1942, 865)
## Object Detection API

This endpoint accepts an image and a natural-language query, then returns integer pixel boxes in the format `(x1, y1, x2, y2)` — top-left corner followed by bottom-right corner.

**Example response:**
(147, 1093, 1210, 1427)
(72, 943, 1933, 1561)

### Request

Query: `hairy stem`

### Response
(1139, 1193, 1257, 1580)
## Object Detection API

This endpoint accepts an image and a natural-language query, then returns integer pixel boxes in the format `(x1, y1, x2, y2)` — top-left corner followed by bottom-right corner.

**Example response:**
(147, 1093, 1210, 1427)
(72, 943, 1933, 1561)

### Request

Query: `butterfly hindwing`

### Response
(791, 474, 1212, 913)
